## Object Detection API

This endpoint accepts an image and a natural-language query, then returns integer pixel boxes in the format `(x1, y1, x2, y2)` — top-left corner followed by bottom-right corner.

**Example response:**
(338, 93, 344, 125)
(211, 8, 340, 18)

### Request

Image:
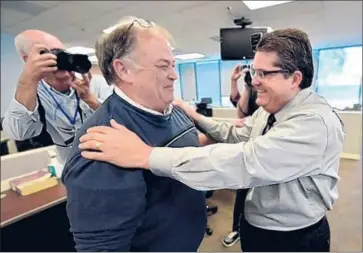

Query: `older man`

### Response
(62, 17, 206, 251)
(78, 28, 345, 252)
(2, 30, 112, 163)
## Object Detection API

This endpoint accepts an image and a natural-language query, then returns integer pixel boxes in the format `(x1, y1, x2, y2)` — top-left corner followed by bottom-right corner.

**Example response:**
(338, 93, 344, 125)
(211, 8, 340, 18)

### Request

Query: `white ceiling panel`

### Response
(0, 8, 34, 28)
(25, 1, 63, 8)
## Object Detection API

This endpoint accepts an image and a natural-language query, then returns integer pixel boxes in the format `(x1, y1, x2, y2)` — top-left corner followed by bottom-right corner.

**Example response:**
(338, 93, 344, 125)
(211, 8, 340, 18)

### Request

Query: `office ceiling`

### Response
(1, 1, 362, 57)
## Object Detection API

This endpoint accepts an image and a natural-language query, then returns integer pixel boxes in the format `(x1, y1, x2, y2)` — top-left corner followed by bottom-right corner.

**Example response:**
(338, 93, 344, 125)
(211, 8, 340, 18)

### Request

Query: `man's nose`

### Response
(168, 68, 178, 81)
(251, 76, 261, 87)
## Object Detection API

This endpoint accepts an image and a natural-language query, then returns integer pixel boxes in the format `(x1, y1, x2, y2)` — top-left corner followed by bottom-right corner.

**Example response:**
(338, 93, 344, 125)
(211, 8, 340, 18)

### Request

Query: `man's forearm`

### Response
(198, 133, 216, 146)
(236, 88, 251, 118)
(189, 112, 250, 144)
(230, 80, 239, 100)
(15, 80, 38, 112)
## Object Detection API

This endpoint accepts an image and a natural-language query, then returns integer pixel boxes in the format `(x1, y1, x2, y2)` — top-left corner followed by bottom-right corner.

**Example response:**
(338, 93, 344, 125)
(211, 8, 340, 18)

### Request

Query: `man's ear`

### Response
(22, 55, 28, 62)
(291, 70, 303, 88)
(113, 59, 132, 83)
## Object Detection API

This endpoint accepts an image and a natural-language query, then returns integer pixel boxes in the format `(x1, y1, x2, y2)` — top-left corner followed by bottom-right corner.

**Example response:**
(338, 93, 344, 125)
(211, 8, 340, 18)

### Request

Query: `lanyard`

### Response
(41, 81, 83, 126)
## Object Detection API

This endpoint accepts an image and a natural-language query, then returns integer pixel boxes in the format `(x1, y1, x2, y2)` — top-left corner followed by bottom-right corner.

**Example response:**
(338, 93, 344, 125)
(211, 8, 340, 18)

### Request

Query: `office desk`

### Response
(1, 183, 67, 227)
(1, 182, 75, 252)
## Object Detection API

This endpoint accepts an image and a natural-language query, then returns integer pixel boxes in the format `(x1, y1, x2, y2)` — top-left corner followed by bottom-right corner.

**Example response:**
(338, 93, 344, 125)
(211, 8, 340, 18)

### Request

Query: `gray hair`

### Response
(95, 16, 173, 85)
(14, 33, 32, 57)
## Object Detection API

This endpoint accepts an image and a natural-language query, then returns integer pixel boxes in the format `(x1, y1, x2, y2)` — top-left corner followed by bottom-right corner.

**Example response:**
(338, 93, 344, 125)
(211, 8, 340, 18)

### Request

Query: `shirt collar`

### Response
(274, 88, 312, 123)
(40, 80, 75, 97)
(114, 86, 172, 116)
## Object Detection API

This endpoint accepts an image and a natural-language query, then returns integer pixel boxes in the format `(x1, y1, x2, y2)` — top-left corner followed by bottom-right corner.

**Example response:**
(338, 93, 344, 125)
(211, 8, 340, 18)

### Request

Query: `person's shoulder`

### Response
(171, 105, 194, 125)
(61, 150, 146, 193)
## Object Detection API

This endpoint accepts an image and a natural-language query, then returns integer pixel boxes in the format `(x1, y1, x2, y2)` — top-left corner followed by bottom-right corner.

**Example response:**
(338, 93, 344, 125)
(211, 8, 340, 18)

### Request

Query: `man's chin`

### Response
(56, 84, 71, 93)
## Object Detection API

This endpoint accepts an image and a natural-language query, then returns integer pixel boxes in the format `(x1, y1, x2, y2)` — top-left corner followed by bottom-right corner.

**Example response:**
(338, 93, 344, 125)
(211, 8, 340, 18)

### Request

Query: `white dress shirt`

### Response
(148, 88, 345, 231)
(113, 86, 172, 115)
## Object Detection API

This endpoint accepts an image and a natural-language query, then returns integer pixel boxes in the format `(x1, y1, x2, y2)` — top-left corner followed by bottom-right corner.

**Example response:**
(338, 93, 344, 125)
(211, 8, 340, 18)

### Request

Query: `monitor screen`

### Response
(220, 27, 268, 60)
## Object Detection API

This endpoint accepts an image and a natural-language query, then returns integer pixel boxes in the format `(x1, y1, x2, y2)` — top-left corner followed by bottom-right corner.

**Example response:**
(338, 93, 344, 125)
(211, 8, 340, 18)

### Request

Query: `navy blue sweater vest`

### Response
(62, 93, 207, 252)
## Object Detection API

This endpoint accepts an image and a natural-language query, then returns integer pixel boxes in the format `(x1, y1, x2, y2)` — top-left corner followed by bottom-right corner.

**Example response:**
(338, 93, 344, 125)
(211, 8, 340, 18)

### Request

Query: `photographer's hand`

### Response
(16, 44, 57, 111)
(230, 64, 242, 102)
(71, 72, 101, 110)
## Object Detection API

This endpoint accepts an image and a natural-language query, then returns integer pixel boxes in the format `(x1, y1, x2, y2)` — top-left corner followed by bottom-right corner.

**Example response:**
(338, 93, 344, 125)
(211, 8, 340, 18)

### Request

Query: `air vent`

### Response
(251, 32, 263, 51)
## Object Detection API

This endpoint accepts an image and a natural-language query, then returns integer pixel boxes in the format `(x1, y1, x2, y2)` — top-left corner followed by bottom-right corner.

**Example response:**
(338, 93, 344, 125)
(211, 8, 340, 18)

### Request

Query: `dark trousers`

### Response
(232, 189, 245, 232)
(239, 215, 330, 252)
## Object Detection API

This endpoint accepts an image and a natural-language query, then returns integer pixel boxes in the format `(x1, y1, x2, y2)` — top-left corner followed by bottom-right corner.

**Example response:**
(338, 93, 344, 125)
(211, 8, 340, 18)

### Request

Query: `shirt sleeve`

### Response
(149, 113, 328, 191)
(196, 115, 253, 143)
(90, 75, 114, 103)
(62, 153, 146, 252)
(2, 97, 43, 140)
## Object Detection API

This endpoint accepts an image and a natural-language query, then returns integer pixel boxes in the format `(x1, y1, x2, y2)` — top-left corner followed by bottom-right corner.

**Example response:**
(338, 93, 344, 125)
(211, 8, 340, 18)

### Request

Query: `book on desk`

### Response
(9, 169, 58, 196)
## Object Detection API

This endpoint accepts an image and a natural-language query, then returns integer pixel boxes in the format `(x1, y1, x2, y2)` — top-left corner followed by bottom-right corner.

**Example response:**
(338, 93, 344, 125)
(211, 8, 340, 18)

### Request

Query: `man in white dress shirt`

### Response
(2, 30, 113, 164)
(77, 28, 345, 252)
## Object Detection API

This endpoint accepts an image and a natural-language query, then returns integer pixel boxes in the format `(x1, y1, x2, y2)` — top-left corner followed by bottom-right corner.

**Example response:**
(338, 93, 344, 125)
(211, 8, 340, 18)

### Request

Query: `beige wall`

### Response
(212, 108, 362, 158)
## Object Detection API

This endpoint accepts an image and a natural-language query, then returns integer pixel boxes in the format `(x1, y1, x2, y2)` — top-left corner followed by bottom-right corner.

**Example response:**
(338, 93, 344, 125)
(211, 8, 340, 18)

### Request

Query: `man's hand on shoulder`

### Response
(78, 119, 152, 169)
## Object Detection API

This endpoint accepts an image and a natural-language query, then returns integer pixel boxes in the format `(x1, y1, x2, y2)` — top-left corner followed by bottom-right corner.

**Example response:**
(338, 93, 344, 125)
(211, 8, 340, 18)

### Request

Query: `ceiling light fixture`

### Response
(175, 53, 205, 60)
(88, 55, 98, 63)
(242, 1, 293, 10)
(67, 46, 95, 55)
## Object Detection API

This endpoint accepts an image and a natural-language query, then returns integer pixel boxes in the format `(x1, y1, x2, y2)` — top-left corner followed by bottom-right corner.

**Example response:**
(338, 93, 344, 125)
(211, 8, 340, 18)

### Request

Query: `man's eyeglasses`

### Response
(250, 68, 290, 80)
(123, 18, 155, 37)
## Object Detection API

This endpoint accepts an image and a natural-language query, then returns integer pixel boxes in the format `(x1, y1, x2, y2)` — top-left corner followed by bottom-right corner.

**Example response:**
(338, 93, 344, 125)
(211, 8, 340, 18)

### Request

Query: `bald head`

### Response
(14, 30, 64, 60)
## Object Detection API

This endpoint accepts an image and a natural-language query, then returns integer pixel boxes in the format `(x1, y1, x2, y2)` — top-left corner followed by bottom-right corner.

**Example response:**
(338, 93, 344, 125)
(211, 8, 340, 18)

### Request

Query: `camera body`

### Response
(241, 65, 252, 88)
(40, 48, 92, 74)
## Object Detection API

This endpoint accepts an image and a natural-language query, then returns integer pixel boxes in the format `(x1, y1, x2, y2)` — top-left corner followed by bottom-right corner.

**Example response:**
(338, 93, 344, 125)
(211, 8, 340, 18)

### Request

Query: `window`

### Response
(195, 61, 221, 106)
(173, 64, 182, 99)
(316, 46, 362, 110)
(179, 63, 196, 102)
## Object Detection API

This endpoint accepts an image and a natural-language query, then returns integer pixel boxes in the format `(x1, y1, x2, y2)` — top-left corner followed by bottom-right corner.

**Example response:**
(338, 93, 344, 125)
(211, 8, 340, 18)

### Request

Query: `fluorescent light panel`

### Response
(88, 55, 98, 63)
(243, 1, 292, 10)
(175, 53, 205, 60)
(67, 46, 95, 55)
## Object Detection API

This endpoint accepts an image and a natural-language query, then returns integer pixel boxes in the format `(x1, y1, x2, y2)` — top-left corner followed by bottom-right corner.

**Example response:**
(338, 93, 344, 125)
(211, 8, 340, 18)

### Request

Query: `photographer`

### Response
(2, 30, 112, 163)
(223, 64, 260, 247)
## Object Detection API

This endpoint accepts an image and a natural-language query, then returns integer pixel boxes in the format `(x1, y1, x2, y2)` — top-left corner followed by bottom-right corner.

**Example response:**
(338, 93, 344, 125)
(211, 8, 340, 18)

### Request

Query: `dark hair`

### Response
(256, 28, 314, 89)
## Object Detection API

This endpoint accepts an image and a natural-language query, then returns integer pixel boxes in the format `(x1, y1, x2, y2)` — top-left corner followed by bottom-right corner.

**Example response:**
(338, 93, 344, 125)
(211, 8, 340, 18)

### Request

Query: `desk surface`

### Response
(1, 182, 67, 228)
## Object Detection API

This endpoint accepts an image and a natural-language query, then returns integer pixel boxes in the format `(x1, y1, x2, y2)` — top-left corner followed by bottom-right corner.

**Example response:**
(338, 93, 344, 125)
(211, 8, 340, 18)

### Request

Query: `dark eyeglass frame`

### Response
(250, 68, 291, 79)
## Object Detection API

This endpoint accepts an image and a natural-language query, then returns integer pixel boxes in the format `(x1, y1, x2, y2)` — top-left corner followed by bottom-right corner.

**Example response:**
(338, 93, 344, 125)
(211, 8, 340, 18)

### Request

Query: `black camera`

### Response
(40, 48, 91, 74)
(241, 65, 252, 88)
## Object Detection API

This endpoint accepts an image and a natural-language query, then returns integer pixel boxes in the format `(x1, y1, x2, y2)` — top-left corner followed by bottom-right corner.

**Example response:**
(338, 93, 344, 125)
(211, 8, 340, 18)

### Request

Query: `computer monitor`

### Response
(220, 27, 269, 60)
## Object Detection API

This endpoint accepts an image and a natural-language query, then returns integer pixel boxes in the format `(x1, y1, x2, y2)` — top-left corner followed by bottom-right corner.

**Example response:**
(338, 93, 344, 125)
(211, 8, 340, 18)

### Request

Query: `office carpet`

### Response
(198, 159, 362, 252)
